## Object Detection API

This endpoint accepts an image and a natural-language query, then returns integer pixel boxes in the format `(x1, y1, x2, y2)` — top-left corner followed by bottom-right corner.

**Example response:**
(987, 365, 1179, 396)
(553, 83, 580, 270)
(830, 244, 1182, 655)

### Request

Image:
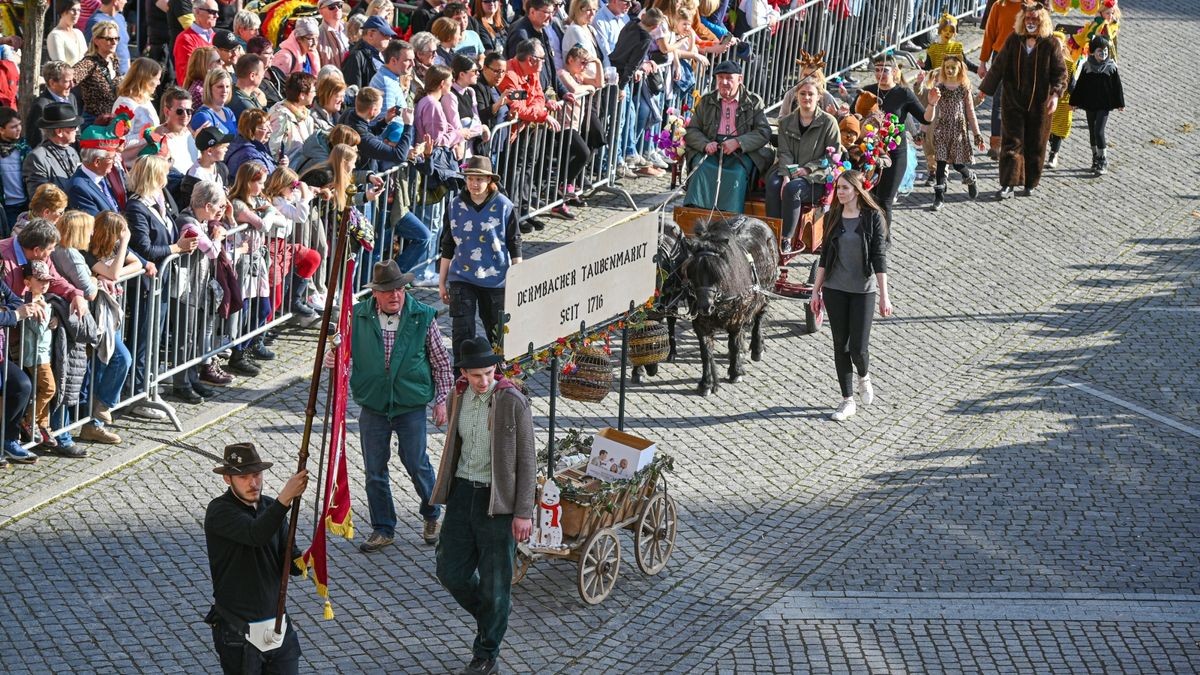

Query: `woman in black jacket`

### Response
(811, 170, 893, 422)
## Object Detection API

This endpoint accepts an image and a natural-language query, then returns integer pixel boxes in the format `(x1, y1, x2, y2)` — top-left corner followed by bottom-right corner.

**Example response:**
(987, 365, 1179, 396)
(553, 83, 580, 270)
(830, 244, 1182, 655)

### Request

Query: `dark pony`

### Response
(682, 216, 779, 396)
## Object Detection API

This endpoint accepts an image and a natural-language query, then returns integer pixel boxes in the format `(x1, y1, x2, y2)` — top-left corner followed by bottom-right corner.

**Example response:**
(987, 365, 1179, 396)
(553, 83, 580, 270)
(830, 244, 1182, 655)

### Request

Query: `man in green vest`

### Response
(348, 260, 454, 552)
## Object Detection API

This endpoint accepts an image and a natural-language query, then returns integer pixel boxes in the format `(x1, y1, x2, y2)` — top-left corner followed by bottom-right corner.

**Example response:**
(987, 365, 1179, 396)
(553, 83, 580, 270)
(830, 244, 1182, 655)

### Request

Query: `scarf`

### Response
(1082, 55, 1117, 77)
(0, 138, 21, 158)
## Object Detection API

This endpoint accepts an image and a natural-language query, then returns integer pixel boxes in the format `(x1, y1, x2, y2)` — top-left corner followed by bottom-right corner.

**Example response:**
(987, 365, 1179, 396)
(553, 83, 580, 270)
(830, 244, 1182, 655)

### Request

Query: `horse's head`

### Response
(684, 244, 727, 318)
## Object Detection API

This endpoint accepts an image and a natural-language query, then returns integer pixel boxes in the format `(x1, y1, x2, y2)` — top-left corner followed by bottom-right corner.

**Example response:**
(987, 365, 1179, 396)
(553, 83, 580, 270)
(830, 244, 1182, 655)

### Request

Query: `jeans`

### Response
(824, 287, 875, 398)
(436, 479, 515, 661)
(620, 84, 639, 160)
(358, 406, 441, 537)
(393, 211, 433, 275)
(2, 361, 31, 441)
(448, 282, 506, 365)
(94, 331, 132, 408)
(211, 618, 300, 675)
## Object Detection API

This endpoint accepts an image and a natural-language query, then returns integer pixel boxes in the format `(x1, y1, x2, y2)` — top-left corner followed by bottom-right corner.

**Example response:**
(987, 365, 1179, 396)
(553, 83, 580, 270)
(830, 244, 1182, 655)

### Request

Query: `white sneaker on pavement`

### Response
(646, 149, 670, 169)
(830, 398, 857, 422)
(128, 404, 167, 421)
(857, 374, 874, 406)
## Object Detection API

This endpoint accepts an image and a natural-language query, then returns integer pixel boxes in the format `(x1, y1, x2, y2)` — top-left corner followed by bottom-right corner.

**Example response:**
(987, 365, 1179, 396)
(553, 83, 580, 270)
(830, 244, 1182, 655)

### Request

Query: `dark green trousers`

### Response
(436, 479, 515, 660)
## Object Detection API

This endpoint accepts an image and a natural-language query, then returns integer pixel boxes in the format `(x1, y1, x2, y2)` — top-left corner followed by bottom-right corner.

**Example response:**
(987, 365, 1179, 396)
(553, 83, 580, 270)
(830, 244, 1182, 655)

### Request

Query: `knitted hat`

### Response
(294, 246, 322, 279)
(839, 115, 861, 140)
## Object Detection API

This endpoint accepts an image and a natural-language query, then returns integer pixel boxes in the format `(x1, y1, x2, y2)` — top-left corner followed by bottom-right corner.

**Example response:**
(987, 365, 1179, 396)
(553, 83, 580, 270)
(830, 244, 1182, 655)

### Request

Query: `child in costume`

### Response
(1070, 35, 1124, 176)
(1046, 31, 1078, 168)
(918, 14, 979, 184)
(927, 54, 984, 211)
(1064, 0, 1120, 60)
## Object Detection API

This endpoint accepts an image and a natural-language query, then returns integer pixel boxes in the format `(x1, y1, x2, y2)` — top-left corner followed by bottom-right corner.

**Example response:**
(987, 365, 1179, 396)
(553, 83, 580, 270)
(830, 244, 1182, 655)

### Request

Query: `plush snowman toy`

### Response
(533, 480, 563, 548)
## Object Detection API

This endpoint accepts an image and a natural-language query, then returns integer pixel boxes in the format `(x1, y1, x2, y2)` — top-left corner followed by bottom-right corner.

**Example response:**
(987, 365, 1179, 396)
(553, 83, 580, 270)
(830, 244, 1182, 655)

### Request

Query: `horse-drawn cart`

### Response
(672, 198, 826, 333)
(513, 455, 677, 605)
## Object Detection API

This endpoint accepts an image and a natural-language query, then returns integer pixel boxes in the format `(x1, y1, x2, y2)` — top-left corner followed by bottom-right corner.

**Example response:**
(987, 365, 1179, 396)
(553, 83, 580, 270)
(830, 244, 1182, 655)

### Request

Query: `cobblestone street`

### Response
(1, 0, 1198, 672)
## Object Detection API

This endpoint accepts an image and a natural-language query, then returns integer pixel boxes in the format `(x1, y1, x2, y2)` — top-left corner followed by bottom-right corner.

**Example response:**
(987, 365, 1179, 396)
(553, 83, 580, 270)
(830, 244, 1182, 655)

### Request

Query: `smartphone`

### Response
(508, 90, 528, 101)
(391, 105, 402, 114)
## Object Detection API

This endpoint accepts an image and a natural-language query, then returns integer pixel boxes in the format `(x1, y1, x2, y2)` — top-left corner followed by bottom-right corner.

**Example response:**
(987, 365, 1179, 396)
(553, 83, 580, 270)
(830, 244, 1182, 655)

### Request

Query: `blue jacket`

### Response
(340, 110, 410, 173)
(66, 167, 120, 215)
(225, 137, 278, 181)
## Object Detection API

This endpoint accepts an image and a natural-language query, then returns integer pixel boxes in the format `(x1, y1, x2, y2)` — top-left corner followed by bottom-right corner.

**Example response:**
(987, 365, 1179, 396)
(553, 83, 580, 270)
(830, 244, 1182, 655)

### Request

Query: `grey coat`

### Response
(48, 294, 100, 409)
(23, 142, 81, 197)
(431, 376, 537, 520)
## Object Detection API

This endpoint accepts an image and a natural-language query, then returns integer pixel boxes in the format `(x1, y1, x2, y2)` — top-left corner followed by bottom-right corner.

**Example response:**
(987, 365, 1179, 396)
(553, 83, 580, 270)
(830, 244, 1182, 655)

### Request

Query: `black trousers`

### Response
(448, 282, 506, 365)
(1086, 109, 1111, 149)
(2, 361, 31, 441)
(211, 619, 301, 675)
(934, 161, 971, 186)
(824, 288, 875, 399)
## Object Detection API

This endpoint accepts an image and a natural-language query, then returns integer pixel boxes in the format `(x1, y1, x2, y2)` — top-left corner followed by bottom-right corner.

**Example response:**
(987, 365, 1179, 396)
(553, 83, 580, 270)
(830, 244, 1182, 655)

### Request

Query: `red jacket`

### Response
(497, 61, 550, 124)
(0, 237, 83, 301)
(173, 27, 212, 85)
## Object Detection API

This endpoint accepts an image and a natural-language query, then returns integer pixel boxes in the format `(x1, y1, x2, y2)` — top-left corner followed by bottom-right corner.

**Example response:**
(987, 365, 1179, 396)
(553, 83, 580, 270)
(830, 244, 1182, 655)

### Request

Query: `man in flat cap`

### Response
(682, 59, 775, 212)
(204, 443, 309, 675)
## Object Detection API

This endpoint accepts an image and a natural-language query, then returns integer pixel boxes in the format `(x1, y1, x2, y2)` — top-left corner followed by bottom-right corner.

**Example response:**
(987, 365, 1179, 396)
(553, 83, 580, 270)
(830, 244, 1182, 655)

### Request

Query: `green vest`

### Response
(349, 295, 437, 416)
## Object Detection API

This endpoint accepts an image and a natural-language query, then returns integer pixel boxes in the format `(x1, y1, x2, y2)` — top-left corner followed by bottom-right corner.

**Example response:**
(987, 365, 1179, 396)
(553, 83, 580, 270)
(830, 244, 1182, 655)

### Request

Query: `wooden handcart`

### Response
(513, 456, 677, 605)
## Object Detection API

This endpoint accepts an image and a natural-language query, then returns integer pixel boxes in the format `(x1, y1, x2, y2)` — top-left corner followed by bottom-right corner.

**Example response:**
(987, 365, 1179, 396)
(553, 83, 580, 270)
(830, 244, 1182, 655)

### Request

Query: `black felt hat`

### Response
(38, 102, 84, 129)
(455, 337, 503, 370)
(213, 442, 274, 475)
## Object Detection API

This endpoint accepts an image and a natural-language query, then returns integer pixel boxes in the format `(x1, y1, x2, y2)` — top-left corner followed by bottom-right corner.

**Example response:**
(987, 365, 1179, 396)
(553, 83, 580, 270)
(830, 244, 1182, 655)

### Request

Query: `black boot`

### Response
(963, 170, 979, 199)
(1090, 146, 1100, 174)
(1045, 149, 1058, 168)
(226, 349, 262, 376)
(931, 186, 945, 211)
(1095, 147, 1108, 176)
(291, 277, 316, 318)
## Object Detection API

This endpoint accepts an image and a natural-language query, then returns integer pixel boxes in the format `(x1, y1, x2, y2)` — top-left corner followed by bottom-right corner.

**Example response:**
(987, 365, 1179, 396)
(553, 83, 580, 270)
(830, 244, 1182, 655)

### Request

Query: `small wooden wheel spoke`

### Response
(577, 528, 621, 605)
(512, 551, 532, 585)
(635, 492, 678, 575)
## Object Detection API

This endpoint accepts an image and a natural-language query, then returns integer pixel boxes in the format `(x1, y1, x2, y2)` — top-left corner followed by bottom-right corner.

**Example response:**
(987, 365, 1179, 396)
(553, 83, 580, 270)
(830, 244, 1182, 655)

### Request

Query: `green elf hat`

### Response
(138, 127, 171, 159)
(79, 112, 128, 152)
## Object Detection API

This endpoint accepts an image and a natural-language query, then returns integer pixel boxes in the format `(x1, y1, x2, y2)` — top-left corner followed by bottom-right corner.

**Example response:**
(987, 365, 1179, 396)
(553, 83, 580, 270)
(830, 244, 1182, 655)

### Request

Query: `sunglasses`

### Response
(322, 2, 343, 7)
(486, 66, 504, 74)
(175, 107, 194, 116)
(196, 7, 219, 14)
(97, 35, 119, 42)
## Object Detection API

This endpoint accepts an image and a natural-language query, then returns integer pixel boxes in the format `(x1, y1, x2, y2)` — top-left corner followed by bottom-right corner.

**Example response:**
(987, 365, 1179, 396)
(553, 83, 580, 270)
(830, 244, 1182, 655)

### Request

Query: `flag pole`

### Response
(274, 185, 358, 637)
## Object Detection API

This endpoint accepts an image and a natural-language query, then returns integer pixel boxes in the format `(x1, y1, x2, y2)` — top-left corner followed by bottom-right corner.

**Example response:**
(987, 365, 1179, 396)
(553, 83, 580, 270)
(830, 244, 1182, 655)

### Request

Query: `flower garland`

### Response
(495, 292, 660, 381)
(540, 427, 675, 509)
(645, 107, 691, 164)
(820, 113, 904, 196)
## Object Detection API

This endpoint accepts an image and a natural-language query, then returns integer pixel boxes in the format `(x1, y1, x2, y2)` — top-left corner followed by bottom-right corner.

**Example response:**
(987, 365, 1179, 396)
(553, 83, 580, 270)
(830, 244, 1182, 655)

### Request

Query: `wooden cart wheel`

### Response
(577, 528, 621, 605)
(511, 550, 532, 585)
(634, 491, 678, 575)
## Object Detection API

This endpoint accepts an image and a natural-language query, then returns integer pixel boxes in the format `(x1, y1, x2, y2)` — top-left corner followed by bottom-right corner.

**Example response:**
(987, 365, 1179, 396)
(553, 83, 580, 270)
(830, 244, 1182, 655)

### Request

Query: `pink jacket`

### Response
(272, 34, 321, 76)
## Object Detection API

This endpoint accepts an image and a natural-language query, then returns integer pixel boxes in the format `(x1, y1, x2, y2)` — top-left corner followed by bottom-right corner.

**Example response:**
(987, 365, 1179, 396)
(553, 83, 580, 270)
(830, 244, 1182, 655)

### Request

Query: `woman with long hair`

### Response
(84, 211, 141, 438)
(810, 171, 892, 422)
(72, 19, 121, 123)
(114, 57, 164, 166)
(471, 0, 508, 53)
(768, 77, 839, 252)
(47, 2, 88, 65)
(190, 69, 238, 136)
(853, 55, 939, 232)
(225, 162, 276, 371)
(183, 46, 220, 109)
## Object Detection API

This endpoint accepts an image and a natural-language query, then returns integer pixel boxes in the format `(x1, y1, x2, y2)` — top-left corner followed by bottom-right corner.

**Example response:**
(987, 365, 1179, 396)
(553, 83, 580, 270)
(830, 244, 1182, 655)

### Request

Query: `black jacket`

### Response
(204, 490, 300, 623)
(1071, 60, 1124, 111)
(47, 293, 100, 409)
(505, 18, 562, 95)
(817, 208, 888, 279)
(25, 89, 83, 148)
(610, 21, 653, 89)
(341, 41, 382, 89)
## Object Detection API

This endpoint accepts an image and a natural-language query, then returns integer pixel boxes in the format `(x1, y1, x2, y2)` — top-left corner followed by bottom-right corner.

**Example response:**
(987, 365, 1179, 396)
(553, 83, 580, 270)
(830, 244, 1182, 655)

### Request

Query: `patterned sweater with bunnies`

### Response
(440, 191, 522, 289)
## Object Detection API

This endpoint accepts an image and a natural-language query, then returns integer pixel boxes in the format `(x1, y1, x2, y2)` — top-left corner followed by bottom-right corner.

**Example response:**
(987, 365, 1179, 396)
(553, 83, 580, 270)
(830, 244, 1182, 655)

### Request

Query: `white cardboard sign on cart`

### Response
(502, 213, 659, 360)
(586, 428, 657, 481)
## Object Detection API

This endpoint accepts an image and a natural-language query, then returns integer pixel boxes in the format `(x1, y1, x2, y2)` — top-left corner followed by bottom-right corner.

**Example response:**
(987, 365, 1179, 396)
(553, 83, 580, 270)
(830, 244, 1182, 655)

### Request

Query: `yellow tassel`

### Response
(323, 601, 335, 620)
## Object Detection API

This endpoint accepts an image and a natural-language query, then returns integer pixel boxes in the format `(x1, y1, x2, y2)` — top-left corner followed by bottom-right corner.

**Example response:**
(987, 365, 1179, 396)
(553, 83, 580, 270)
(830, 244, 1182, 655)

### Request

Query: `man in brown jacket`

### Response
(432, 337, 536, 675)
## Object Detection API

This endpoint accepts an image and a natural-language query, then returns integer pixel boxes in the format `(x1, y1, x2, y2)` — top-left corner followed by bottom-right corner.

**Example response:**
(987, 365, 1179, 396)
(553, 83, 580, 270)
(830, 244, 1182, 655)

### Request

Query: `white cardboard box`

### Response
(585, 428, 657, 481)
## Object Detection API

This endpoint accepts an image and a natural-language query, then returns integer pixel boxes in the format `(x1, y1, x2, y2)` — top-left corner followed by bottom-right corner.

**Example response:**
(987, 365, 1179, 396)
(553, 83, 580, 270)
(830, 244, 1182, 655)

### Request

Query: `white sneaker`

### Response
(128, 404, 167, 421)
(830, 398, 857, 422)
(308, 292, 326, 307)
(646, 149, 670, 169)
(625, 154, 649, 168)
(857, 374, 874, 405)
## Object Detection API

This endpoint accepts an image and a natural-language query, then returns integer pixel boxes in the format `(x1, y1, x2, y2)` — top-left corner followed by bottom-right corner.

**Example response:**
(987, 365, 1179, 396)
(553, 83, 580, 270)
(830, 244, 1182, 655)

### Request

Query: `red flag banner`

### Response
(297, 258, 357, 620)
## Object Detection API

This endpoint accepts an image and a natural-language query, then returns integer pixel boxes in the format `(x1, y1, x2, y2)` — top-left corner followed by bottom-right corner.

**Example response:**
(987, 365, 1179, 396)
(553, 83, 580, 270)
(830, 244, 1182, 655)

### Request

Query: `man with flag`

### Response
(204, 443, 309, 675)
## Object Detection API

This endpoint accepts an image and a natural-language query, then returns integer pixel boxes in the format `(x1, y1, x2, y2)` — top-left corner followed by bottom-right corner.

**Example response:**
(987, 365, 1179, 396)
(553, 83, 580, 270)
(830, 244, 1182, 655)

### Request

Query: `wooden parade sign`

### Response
(504, 213, 658, 360)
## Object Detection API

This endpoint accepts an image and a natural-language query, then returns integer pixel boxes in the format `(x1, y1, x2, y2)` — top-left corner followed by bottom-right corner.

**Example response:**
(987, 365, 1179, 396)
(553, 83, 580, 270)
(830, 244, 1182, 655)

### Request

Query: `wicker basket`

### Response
(628, 321, 670, 366)
(559, 346, 613, 403)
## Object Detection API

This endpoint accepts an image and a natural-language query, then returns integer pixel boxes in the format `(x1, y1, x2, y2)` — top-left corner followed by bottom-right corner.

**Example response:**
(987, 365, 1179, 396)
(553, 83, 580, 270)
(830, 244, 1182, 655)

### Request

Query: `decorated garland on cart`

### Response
(538, 428, 675, 513)
(496, 292, 661, 382)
